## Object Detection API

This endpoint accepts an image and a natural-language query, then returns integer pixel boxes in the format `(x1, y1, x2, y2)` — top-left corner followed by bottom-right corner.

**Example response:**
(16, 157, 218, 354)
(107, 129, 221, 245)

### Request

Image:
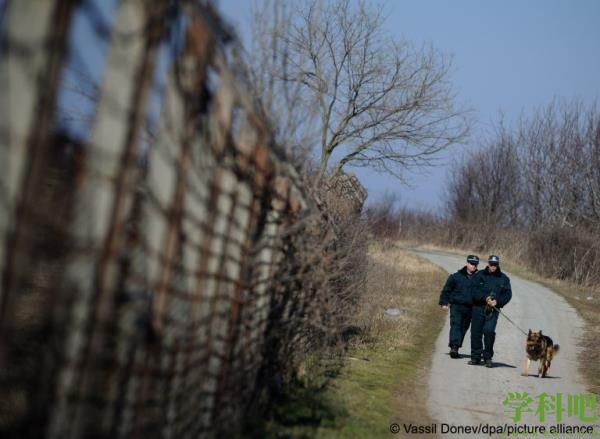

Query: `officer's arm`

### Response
(498, 278, 512, 307)
(439, 275, 455, 306)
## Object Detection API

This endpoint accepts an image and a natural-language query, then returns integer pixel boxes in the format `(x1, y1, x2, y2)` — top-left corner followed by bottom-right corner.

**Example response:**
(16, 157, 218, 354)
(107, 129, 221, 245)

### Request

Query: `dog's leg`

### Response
(542, 348, 552, 377)
(544, 360, 551, 377)
(538, 361, 544, 378)
(521, 358, 530, 376)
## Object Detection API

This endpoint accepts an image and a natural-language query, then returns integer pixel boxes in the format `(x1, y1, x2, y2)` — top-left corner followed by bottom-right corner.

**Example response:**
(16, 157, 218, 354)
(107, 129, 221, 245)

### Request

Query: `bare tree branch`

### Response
(248, 0, 470, 188)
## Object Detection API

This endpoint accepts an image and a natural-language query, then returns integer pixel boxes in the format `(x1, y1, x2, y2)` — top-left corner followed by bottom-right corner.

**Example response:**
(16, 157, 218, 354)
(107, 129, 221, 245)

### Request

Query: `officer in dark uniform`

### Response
(470, 255, 512, 367)
(439, 255, 480, 358)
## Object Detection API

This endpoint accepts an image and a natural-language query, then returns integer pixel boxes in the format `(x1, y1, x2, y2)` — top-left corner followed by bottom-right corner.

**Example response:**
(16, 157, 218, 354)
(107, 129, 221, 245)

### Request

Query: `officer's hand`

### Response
(441, 305, 449, 311)
(487, 298, 497, 307)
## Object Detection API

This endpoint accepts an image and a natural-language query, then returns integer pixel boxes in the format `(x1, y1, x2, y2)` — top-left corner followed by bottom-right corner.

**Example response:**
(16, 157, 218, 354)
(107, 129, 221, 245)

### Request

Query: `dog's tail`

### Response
(553, 344, 560, 356)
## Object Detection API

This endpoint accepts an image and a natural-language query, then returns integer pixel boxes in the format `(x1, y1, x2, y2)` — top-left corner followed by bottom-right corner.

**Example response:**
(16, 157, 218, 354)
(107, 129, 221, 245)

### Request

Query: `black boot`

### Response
(449, 346, 459, 359)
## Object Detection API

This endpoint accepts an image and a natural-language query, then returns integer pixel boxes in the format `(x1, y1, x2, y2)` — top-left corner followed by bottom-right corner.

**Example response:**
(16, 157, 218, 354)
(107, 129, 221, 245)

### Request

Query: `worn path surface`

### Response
(416, 250, 598, 437)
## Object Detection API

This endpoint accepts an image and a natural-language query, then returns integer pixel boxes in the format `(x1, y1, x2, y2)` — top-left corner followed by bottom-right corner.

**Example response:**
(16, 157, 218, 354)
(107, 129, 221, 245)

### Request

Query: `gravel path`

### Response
(416, 250, 597, 437)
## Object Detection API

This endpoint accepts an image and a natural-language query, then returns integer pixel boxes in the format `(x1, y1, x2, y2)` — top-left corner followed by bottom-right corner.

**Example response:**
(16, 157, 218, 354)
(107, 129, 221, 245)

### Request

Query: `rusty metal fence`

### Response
(0, 1, 366, 437)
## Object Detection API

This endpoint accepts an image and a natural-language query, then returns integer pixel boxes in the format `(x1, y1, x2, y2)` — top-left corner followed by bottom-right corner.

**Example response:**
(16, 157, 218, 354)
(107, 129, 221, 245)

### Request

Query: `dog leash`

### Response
(490, 306, 529, 336)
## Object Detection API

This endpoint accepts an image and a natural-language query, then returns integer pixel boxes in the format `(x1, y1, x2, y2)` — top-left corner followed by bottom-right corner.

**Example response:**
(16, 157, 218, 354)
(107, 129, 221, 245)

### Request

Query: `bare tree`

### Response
(444, 120, 521, 247)
(475, 125, 522, 227)
(248, 0, 320, 166)
(579, 101, 600, 226)
(445, 152, 482, 223)
(517, 100, 596, 229)
(248, 0, 470, 188)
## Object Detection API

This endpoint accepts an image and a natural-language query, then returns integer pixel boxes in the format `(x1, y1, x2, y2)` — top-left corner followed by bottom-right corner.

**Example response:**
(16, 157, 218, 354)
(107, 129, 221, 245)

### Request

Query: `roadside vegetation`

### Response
(253, 241, 448, 438)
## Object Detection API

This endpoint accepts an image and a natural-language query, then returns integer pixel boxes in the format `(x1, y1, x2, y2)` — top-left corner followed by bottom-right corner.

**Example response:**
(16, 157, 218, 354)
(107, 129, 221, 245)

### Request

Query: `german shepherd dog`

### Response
(522, 329, 560, 378)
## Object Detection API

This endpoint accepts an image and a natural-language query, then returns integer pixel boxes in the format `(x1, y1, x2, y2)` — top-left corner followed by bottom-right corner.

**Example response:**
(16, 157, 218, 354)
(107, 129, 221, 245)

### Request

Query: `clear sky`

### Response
(221, 1, 600, 211)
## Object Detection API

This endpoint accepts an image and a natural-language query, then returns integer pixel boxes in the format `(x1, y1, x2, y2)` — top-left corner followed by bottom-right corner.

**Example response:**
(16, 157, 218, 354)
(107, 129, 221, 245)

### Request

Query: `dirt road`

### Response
(417, 250, 598, 436)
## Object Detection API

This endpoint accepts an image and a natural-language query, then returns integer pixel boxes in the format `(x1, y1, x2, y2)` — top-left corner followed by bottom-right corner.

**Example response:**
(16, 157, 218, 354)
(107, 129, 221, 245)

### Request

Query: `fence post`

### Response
(48, 0, 164, 437)
(0, 1, 54, 288)
(0, 1, 76, 436)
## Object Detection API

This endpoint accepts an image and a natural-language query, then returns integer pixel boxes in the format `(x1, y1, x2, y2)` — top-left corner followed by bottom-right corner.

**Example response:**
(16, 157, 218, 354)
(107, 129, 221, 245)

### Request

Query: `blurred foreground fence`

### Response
(0, 1, 366, 437)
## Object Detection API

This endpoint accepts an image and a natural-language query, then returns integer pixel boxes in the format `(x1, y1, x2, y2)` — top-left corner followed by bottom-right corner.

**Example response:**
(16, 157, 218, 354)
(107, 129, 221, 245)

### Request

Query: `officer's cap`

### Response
(466, 255, 479, 265)
(488, 255, 500, 265)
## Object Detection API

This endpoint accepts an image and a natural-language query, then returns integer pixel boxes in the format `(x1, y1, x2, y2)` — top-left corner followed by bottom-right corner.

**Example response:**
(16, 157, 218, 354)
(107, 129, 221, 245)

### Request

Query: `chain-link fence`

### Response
(0, 1, 366, 438)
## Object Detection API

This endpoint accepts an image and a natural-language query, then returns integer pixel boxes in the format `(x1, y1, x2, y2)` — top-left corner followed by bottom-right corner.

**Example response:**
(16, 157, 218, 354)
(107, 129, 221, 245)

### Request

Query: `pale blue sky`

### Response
(54, 1, 600, 211)
(217, 0, 600, 212)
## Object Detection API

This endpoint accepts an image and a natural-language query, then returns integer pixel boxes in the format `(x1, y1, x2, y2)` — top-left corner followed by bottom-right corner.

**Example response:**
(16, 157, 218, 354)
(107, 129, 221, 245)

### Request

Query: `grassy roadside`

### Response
(259, 241, 448, 438)
(402, 241, 600, 397)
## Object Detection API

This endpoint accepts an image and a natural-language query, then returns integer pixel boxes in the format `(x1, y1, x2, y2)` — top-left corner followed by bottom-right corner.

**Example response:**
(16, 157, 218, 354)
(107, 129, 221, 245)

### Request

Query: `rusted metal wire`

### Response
(0, 1, 367, 438)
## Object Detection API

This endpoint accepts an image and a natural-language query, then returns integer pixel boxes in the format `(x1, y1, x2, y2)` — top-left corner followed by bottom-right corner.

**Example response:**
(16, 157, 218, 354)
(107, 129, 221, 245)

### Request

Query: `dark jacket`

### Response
(472, 267, 512, 308)
(438, 266, 479, 306)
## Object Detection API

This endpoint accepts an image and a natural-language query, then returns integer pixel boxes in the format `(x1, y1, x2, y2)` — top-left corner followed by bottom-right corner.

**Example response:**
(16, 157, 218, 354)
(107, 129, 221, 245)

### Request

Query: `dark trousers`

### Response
(471, 305, 499, 360)
(449, 304, 471, 348)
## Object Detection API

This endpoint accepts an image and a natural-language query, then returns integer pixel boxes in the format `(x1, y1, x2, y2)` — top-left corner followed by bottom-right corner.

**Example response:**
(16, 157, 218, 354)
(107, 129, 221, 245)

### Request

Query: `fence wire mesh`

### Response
(0, 1, 367, 438)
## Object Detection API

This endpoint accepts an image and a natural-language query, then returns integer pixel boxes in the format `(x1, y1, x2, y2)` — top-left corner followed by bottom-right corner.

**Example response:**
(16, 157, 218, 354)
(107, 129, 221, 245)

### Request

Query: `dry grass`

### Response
(256, 240, 448, 438)
(309, 241, 448, 438)
(352, 242, 445, 348)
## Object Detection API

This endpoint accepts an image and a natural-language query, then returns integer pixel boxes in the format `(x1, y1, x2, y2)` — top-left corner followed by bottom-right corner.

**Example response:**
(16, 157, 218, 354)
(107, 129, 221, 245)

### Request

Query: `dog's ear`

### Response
(539, 330, 542, 336)
(528, 329, 531, 336)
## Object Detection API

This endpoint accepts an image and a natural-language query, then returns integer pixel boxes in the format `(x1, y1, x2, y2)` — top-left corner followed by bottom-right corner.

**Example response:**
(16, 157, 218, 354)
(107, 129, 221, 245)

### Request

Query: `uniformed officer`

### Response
(439, 254, 480, 358)
(470, 255, 512, 367)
